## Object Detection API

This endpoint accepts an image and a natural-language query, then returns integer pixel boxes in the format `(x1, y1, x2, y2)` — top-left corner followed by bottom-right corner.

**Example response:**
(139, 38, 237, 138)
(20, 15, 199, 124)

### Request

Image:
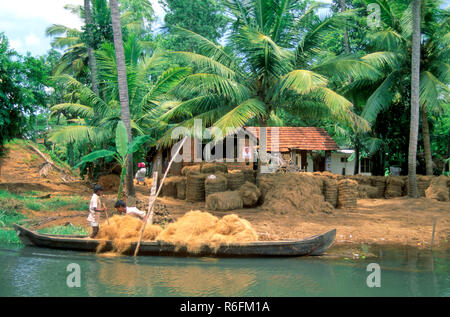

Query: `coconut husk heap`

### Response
(181, 165, 201, 176)
(205, 173, 227, 197)
(186, 173, 207, 202)
(98, 174, 121, 192)
(357, 184, 379, 198)
(226, 170, 245, 190)
(239, 181, 261, 207)
(160, 176, 181, 198)
(205, 191, 244, 211)
(371, 176, 386, 198)
(323, 178, 338, 207)
(155, 210, 258, 253)
(200, 162, 228, 174)
(96, 215, 163, 254)
(425, 175, 449, 202)
(337, 179, 358, 209)
(176, 177, 187, 200)
(258, 173, 333, 214)
(385, 176, 404, 198)
(136, 200, 176, 225)
(242, 169, 257, 184)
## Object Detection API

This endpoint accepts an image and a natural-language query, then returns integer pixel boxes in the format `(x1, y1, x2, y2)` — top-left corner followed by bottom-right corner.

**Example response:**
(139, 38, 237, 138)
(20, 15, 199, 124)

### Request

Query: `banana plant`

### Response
(74, 120, 152, 199)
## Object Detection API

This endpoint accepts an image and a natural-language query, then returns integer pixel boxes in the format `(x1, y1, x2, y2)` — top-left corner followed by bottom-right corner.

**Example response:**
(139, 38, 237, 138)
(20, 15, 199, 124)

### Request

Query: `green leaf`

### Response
(128, 135, 153, 154)
(74, 150, 116, 169)
(115, 121, 129, 159)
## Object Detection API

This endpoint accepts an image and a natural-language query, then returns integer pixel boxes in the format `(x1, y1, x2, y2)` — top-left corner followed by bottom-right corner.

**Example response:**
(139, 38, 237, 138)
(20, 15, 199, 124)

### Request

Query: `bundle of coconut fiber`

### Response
(200, 162, 228, 174)
(205, 190, 244, 211)
(239, 181, 261, 207)
(98, 174, 121, 192)
(357, 184, 379, 198)
(186, 173, 207, 202)
(371, 176, 386, 198)
(96, 215, 162, 254)
(349, 175, 372, 185)
(181, 165, 201, 176)
(242, 169, 256, 184)
(425, 175, 449, 201)
(258, 173, 333, 214)
(337, 179, 358, 209)
(160, 176, 182, 198)
(155, 210, 258, 253)
(416, 175, 433, 197)
(323, 178, 338, 207)
(385, 176, 404, 198)
(205, 173, 227, 198)
(226, 170, 245, 190)
(176, 177, 187, 200)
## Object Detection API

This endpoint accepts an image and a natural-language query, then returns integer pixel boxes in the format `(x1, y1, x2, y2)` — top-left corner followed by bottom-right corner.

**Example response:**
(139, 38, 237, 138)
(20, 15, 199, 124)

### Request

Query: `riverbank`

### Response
(0, 141, 448, 251)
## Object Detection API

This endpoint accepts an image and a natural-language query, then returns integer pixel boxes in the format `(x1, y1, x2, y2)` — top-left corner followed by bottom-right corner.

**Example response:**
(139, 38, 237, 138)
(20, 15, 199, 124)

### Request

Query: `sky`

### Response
(0, 0, 165, 56)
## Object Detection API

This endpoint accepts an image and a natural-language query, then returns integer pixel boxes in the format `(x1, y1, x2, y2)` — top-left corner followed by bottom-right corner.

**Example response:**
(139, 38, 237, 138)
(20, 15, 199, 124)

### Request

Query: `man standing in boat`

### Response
(88, 184, 106, 238)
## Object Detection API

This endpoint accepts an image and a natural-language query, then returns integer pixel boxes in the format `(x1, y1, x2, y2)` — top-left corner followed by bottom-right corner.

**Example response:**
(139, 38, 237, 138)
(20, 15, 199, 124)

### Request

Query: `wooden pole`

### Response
(133, 137, 188, 256)
(430, 216, 437, 251)
(103, 203, 110, 225)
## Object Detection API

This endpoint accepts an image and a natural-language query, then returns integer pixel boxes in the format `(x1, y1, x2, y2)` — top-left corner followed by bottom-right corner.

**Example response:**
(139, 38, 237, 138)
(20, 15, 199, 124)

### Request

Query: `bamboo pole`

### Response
(430, 216, 437, 251)
(103, 203, 110, 225)
(133, 137, 188, 256)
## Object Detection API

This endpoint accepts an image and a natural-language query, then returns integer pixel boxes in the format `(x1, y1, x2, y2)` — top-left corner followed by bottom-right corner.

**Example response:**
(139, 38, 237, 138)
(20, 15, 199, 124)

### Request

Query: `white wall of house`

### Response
(330, 152, 372, 176)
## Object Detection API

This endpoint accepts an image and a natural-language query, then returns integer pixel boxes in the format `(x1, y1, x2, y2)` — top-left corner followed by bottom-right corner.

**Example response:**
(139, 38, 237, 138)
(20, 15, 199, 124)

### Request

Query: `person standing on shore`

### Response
(87, 184, 106, 238)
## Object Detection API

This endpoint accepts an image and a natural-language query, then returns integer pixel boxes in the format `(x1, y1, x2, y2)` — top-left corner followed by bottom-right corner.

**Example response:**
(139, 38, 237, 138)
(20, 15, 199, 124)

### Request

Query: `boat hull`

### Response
(13, 224, 336, 257)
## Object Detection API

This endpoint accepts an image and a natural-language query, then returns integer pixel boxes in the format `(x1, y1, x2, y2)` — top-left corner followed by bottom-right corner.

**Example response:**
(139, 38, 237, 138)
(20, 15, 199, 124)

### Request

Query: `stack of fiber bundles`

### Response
(226, 170, 245, 190)
(200, 162, 228, 174)
(337, 179, 358, 209)
(181, 165, 201, 176)
(323, 178, 338, 207)
(176, 177, 186, 200)
(186, 173, 207, 202)
(417, 175, 433, 197)
(239, 181, 261, 207)
(385, 176, 404, 198)
(371, 176, 386, 198)
(205, 191, 243, 211)
(242, 169, 257, 184)
(205, 174, 227, 198)
(160, 177, 179, 198)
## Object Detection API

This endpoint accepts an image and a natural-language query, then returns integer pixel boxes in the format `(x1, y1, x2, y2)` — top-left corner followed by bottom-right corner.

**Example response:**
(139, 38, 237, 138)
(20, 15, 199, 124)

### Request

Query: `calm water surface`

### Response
(0, 244, 448, 296)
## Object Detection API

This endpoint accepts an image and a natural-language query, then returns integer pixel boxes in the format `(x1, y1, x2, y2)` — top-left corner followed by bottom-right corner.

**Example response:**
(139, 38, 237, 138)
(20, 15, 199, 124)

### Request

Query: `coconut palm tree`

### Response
(49, 36, 191, 170)
(84, 0, 100, 96)
(154, 0, 378, 146)
(408, 0, 421, 197)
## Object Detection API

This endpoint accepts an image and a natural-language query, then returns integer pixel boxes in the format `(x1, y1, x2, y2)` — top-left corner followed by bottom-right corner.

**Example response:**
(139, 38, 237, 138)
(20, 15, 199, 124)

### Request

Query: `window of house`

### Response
(361, 158, 371, 173)
(340, 157, 348, 163)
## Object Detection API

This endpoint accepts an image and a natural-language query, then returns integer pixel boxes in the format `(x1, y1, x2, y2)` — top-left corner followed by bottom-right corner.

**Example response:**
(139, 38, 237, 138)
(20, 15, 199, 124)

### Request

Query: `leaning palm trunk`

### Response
(110, 0, 135, 198)
(84, 0, 99, 96)
(421, 107, 433, 175)
(408, 0, 421, 197)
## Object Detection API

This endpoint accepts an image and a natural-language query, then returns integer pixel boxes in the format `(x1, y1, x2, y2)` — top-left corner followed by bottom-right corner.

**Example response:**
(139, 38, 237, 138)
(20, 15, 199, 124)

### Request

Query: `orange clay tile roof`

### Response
(244, 127, 338, 152)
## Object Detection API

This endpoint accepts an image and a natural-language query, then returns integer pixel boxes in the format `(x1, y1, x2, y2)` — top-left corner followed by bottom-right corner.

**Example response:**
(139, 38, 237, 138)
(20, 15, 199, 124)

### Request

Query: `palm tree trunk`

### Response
(110, 0, 135, 198)
(339, 0, 350, 54)
(354, 144, 360, 175)
(421, 106, 433, 175)
(408, 0, 421, 197)
(84, 0, 99, 96)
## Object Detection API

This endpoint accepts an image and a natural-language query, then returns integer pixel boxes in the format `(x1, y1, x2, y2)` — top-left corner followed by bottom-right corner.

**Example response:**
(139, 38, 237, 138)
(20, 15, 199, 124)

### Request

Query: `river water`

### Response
(0, 244, 448, 296)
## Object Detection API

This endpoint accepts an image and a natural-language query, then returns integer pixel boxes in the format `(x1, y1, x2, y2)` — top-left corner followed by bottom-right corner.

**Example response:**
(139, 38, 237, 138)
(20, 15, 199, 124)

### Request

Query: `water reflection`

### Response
(0, 244, 448, 297)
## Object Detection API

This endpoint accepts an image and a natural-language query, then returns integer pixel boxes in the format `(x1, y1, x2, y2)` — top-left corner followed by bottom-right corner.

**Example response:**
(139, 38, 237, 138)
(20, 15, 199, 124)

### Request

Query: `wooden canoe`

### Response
(13, 224, 336, 257)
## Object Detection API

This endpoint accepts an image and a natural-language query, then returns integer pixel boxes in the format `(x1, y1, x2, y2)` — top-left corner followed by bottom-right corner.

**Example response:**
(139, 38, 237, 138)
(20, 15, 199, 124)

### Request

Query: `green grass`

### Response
(0, 190, 88, 212)
(0, 229, 22, 244)
(37, 225, 88, 236)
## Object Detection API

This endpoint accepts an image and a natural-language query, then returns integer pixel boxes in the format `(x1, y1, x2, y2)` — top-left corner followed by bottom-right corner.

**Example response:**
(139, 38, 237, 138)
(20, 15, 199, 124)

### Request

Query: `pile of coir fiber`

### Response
(357, 184, 379, 198)
(258, 173, 333, 214)
(155, 210, 258, 253)
(323, 178, 338, 207)
(205, 191, 243, 210)
(176, 177, 186, 200)
(226, 170, 245, 190)
(425, 175, 449, 201)
(337, 179, 358, 209)
(98, 174, 121, 192)
(186, 173, 207, 202)
(239, 181, 261, 207)
(160, 176, 183, 198)
(385, 176, 404, 198)
(96, 215, 162, 254)
(371, 176, 386, 198)
(200, 162, 228, 174)
(181, 165, 201, 176)
(205, 173, 227, 197)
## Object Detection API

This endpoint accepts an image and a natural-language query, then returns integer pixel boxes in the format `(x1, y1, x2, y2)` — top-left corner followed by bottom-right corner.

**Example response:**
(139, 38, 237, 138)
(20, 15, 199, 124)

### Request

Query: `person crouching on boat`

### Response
(114, 200, 145, 220)
(88, 184, 106, 238)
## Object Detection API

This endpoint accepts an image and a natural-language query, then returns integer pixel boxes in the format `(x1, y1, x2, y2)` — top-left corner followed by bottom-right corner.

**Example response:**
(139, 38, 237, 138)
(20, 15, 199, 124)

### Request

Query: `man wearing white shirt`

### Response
(114, 200, 146, 220)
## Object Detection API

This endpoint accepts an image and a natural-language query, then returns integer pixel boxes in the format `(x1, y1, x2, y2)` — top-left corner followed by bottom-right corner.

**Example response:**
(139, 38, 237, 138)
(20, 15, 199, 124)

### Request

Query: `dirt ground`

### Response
(1, 142, 449, 250)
